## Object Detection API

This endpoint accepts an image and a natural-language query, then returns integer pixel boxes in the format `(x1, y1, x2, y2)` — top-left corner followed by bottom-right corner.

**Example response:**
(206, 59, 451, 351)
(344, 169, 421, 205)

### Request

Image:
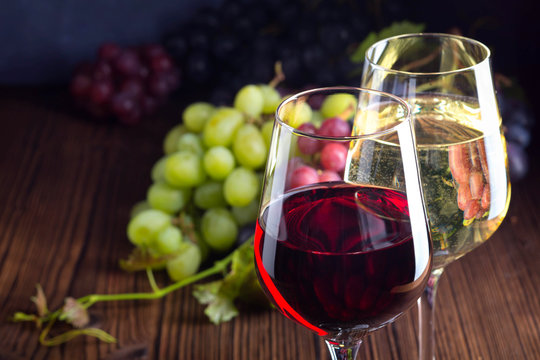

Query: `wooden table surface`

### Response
(0, 88, 539, 360)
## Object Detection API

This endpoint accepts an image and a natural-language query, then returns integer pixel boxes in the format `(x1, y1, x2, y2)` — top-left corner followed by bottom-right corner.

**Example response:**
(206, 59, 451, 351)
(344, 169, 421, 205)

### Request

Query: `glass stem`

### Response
(418, 268, 444, 360)
(325, 339, 363, 360)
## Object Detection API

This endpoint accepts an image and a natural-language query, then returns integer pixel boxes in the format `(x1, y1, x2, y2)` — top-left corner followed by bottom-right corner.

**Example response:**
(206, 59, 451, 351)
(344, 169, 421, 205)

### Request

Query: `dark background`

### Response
(0, 0, 537, 139)
(0, 0, 537, 85)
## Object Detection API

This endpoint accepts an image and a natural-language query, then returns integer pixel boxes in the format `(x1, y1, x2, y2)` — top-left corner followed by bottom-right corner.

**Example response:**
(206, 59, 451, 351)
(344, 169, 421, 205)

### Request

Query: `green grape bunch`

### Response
(125, 83, 282, 283)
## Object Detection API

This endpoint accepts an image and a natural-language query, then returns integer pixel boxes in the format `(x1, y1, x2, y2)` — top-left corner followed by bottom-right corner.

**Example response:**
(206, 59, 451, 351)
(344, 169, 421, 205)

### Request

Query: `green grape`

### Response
(166, 242, 202, 281)
(261, 120, 274, 150)
(231, 198, 259, 226)
(320, 93, 357, 119)
(151, 156, 168, 182)
(223, 167, 259, 207)
(203, 107, 244, 147)
(182, 102, 215, 133)
(194, 181, 227, 209)
(150, 225, 183, 256)
(311, 110, 324, 128)
(163, 125, 186, 155)
(201, 208, 238, 252)
(258, 85, 282, 114)
(130, 201, 151, 218)
(233, 124, 267, 169)
(177, 133, 205, 156)
(127, 209, 171, 247)
(147, 182, 191, 214)
(284, 102, 312, 128)
(234, 85, 264, 117)
(164, 151, 206, 187)
(203, 146, 236, 180)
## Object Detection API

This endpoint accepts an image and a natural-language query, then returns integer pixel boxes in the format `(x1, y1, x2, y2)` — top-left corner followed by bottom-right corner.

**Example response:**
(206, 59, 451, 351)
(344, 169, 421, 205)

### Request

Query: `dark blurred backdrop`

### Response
(0, 0, 537, 85)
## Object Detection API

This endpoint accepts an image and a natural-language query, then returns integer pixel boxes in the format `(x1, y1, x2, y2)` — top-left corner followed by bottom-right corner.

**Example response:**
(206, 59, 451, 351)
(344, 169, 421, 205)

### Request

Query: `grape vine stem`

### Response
(12, 242, 246, 346)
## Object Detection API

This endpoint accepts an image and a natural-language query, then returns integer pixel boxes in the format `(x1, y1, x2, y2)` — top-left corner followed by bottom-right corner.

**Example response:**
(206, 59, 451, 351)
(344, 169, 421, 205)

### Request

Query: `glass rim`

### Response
(365, 32, 491, 77)
(275, 86, 412, 141)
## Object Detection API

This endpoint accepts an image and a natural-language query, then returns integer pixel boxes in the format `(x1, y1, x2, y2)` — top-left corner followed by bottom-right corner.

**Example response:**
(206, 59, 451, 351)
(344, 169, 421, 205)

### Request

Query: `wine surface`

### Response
(254, 183, 429, 337)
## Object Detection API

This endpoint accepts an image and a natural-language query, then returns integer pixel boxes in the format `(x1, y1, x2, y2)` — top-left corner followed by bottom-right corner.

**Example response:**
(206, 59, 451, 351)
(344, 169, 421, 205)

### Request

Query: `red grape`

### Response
(297, 123, 320, 155)
(148, 73, 170, 98)
(98, 43, 121, 61)
(120, 78, 145, 98)
(319, 170, 341, 182)
(114, 50, 142, 76)
(140, 44, 166, 59)
(89, 80, 114, 105)
(290, 165, 319, 189)
(320, 143, 348, 172)
(112, 92, 141, 124)
(150, 54, 174, 73)
(93, 61, 113, 80)
(71, 42, 180, 124)
(317, 117, 351, 138)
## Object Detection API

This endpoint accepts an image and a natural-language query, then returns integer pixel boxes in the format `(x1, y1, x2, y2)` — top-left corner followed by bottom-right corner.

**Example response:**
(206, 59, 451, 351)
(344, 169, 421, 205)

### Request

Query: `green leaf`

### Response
(350, 21, 425, 63)
(193, 240, 267, 324)
(204, 297, 239, 324)
(193, 280, 222, 304)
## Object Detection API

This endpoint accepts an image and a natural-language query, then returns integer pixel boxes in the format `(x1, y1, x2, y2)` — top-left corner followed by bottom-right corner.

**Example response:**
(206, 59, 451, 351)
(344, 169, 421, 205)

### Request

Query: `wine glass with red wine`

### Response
(254, 87, 433, 359)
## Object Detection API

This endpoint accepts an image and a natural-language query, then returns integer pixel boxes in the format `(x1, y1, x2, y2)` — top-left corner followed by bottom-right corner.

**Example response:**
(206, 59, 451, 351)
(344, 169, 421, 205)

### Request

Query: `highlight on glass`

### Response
(361, 33, 511, 359)
(254, 86, 432, 360)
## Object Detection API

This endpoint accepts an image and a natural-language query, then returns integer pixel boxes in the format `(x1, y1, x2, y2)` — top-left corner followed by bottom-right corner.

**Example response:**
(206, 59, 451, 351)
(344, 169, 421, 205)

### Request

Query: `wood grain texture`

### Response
(0, 89, 538, 360)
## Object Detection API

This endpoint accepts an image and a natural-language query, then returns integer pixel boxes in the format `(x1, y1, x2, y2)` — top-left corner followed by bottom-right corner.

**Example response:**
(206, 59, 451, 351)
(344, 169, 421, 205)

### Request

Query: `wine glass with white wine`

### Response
(361, 33, 511, 359)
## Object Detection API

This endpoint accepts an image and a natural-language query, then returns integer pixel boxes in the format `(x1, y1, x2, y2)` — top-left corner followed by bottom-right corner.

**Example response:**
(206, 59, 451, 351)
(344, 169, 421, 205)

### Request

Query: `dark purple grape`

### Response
(505, 123, 531, 148)
(506, 141, 529, 181)
(148, 73, 171, 98)
(252, 35, 276, 56)
(220, 0, 243, 24)
(302, 45, 325, 70)
(319, 23, 351, 53)
(187, 27, 211, 50)
(120, 78, 145, 98)
(232, 18, 256, 39)
(210, 87, 234, 106)
(192, 8, 220, 31)
(114, 50, 142, 77)
(185, 51, 213, 84)
(163, 35, 188, 59)
(212, 33, 238, 59)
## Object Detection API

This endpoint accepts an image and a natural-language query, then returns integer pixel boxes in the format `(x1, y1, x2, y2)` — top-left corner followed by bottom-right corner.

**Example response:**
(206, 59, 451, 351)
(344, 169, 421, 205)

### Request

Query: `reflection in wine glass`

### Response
(254, 87, 432, 360)
(361, 33, 511, 359)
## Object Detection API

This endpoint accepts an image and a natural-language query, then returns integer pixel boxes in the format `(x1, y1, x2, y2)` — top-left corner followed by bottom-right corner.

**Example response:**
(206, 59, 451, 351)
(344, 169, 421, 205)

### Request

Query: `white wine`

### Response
(412, 95, 510, 269)
(348, 94, 511, 269)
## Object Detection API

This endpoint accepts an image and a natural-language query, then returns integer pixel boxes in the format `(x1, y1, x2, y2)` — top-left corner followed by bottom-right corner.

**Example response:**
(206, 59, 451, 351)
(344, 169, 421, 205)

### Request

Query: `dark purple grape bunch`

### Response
(498, 86, 535, 181)
(162, 0, 377, 103)
(70, 43, 180, 124)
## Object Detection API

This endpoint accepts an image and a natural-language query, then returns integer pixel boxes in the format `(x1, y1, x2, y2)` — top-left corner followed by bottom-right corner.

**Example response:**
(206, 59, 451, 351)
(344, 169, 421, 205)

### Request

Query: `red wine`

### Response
(254, 182, 430, 336)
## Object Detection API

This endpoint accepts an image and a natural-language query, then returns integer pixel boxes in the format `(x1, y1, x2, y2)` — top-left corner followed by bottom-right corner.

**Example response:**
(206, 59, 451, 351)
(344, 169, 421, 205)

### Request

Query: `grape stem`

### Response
(12, 242, 247, 346)
(268, 61, 285, 88)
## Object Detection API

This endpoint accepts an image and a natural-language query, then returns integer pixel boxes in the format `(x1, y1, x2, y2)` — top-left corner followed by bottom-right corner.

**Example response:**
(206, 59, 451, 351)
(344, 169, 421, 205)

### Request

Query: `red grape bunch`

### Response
(70, 43, 180, 124)
(285, 93, 355, 190)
